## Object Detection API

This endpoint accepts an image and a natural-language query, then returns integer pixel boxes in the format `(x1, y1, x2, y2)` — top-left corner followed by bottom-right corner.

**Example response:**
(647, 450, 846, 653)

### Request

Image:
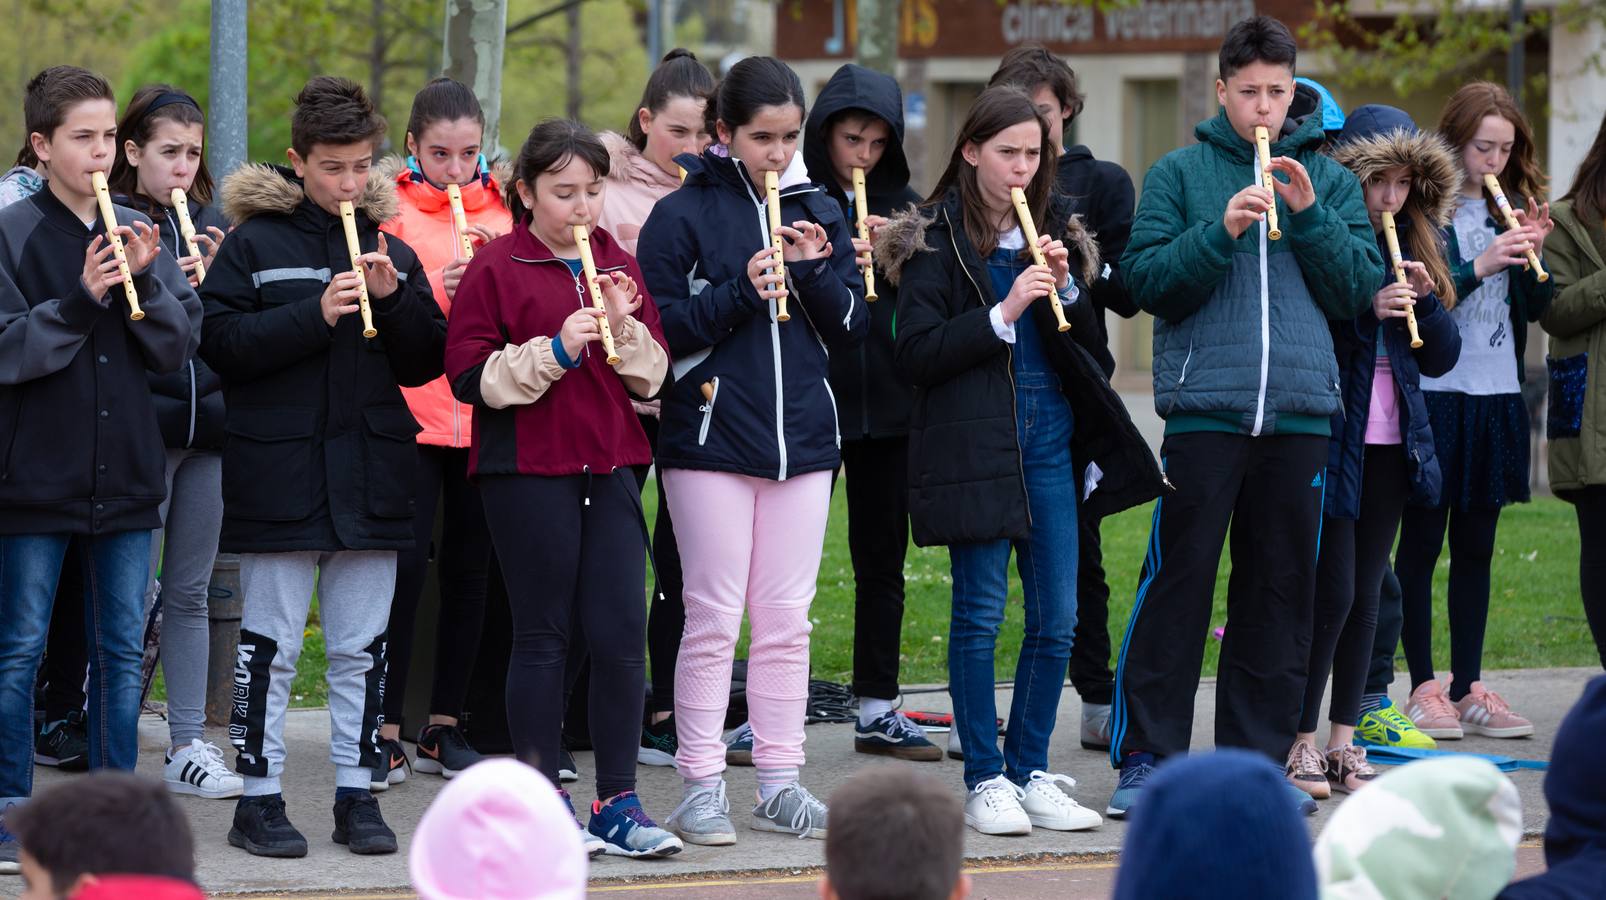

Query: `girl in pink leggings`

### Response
(636, 55, 868, 845)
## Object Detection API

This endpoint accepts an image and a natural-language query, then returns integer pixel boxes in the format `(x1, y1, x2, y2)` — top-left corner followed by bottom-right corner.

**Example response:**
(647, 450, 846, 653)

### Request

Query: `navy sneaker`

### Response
(370, 737, 410, 792)
(638, 715, 678, 767)
(724, 722, 754, 767)
(1106, 757, 1155, 819)
(854, 711, 942, 761)
(589, 792, 683, 858)
(332, 793, 397, 855)
(559, 747, 579, 783)
(34, 711, 89, 771)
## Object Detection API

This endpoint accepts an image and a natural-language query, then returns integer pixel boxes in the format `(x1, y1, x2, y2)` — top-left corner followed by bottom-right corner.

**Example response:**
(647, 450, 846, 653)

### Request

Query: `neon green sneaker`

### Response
(1356, 698, 1437, 750)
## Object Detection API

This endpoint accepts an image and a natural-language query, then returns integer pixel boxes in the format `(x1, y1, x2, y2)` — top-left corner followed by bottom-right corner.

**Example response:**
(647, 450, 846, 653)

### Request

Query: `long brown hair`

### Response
(925, 86, 1056, 258)
(1437, 81, 1547, 222)
(1562, 108, 1606, 225)
(108, 84, 214, 207)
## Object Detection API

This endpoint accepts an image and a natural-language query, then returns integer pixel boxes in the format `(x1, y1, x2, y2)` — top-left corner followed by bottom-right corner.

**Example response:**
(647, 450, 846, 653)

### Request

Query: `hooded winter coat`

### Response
(636, 146, 868, 481)
(378, 156, 513, 449)
(802, 63, 923, 440)
(1123, 109, 1381, 436)
(596, 131, 682, 258)
(1322, 105, 1465, 519)
(199, 164, 447, 553)
(113, 189, 231, 451)
(1055, 146, 1137, 377)
(1539, 199, 1606, 493)
(882, 190, 1163, 547)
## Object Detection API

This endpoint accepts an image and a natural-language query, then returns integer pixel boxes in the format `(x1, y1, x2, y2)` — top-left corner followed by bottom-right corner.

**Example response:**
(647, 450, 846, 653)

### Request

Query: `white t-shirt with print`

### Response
(1420, 195, 1521, 396)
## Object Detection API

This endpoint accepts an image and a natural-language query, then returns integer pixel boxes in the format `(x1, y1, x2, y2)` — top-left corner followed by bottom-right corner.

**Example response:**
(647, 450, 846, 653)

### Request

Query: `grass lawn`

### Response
(158, 477, 1587, 710)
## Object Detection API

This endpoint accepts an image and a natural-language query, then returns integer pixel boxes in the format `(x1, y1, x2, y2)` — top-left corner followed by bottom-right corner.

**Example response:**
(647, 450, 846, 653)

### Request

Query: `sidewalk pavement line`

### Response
(589, 859, 1122, 892)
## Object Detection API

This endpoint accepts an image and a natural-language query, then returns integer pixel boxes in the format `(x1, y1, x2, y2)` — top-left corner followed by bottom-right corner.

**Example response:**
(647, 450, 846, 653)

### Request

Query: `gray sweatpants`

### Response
(144, 448, 224, 748)
(230, 551, 394, 794)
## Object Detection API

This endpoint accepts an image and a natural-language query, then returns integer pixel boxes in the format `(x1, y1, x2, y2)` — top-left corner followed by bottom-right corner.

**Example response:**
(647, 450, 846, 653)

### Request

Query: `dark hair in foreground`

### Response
(17, 65, 114, 168)
(291, 75, 387, 159)
(505, 118, 611, 212)
(108, 83, 215, 206)
(8, 772, 197, 890)
(629, 48, 715, 152)
(1218, 15, 1298, 80)
(709, 55, 805, 139)
(825, 768, 964, 900)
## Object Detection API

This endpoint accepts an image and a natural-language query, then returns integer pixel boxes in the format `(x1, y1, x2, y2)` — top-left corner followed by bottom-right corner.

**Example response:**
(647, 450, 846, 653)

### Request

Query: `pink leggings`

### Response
(663, 468, 832, 779)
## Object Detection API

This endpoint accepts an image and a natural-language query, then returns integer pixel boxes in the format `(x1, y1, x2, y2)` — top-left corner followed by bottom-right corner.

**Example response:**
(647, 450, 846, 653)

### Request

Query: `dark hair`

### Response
(107, 84, 214, 208)
(1438, 81, 1547, 225)
(8, 772, 196, 891)
(628, 49, 715, 152)
(1218, 15, 1298, 80)
(987, 45, 1085, 124)
(505, 118, 611, 212)
(712, 56, 805, 140)
(925, 85, 1058, 258)
(1565, 108, 1606, 223)
(826, 768, 963, 900)
(16, 65, 114, 168)
(290, 76, 387, 159)
(405, 76, 484, 147)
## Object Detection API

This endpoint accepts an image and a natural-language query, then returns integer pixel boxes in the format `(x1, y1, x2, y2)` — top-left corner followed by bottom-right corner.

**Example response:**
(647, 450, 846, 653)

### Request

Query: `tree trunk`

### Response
(370, 0, 388, 132)
(855, 0, 899, 76)
(566, 0, 583, 121)
(443, 0, 511, 156)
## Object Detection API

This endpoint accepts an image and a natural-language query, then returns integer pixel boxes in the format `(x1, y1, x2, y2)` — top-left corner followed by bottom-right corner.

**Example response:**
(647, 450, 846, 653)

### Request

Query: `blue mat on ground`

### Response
(1359, 744, 1549, 772)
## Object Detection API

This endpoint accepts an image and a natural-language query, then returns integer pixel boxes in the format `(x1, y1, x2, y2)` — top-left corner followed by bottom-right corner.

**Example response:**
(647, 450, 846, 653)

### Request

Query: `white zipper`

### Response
(822, 378, 840, 449)
(698, 377, 719, 446)
(186, 359, 197, 448)
(1251, 158, 1270, 437)
(734, 159, 789, 480)
(1178, 341, 1194, 385)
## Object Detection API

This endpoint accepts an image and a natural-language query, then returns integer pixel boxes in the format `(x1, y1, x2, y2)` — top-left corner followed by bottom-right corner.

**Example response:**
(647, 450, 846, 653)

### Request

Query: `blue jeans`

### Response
(0, 531, 150, 797)
(948, 373, 1078, 789)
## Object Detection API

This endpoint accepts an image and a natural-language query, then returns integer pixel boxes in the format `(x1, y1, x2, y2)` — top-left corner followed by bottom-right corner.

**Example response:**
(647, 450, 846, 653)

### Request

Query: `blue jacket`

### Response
(1325, 232, 1462, 519)
(636, 148, 868, 480)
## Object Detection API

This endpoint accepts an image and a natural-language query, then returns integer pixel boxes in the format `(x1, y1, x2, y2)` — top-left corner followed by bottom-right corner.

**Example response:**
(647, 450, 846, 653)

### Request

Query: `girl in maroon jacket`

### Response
(444, 119, 676, 859)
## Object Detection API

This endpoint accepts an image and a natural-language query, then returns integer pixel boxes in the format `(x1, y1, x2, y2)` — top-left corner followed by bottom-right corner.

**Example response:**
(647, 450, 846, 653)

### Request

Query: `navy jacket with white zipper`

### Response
(636, 147, 868, 480)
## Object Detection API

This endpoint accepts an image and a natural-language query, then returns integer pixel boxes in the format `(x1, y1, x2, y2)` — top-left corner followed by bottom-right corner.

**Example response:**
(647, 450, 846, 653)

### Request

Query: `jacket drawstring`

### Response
(583, 464, 593, 507)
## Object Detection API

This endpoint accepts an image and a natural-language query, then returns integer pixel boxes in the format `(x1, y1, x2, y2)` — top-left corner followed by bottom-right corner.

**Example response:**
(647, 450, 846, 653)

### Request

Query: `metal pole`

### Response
(647, 0, 663, 71)
(208, 0, 248, 177)
(1507, 0, 1525, 112)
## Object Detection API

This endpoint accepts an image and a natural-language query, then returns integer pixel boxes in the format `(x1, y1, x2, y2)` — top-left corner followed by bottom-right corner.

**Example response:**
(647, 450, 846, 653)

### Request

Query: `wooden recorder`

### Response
(170, 188, 207, 284)
(851, 167, 877, 302)
(338, 200, 377, 338)
(1482, 174, 1548, 283)
(764, 170, 790, 322)
(1254, 126, 1281, 241)
(573, 224, 621, 366)
(91, 171, 143, 320)
(1380, 211, 1424, 349)
(1010, 187, 1070, 332)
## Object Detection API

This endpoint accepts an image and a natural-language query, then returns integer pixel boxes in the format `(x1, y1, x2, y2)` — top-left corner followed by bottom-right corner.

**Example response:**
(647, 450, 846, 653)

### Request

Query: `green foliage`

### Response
(499, 0, 648, 150)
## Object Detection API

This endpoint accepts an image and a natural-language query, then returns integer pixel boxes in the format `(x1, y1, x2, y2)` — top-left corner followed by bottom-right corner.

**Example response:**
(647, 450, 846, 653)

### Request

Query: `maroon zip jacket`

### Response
(445, 217, 668, 477)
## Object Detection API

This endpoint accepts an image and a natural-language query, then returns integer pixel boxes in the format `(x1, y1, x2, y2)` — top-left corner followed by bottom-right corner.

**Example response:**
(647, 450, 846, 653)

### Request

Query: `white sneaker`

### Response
(947, 728, 963, 760)
(164, 739, 244, 800)
(1021, 771, 1102, 831)
(964, 775, 1031, 836)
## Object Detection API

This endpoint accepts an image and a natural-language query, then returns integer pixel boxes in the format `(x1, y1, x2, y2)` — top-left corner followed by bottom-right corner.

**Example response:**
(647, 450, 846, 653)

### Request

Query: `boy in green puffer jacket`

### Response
(1107, 15, 1381, 819)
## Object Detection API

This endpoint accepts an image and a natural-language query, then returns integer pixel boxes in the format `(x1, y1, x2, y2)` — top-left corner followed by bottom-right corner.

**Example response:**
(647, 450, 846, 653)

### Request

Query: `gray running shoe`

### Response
(751, 782, 828, 840)
(666, 780, 737, 846)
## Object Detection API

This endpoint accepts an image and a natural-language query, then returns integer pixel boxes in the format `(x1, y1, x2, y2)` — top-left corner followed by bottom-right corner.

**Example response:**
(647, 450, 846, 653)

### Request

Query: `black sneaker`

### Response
(559, 747, 579, 783)
(414, 724, 483, 779)
(228, 795, 308, 858)
(34, 710, 89, 771)
(638, 715, 678, 767)
(333, 793, 398, 855)
(370, 737, 410, 792)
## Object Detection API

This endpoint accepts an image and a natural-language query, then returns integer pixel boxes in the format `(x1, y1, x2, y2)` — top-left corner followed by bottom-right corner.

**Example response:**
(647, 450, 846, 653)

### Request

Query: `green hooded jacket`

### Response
(1540, 198, 1606, 492)
(1122, 109, 1381, 436)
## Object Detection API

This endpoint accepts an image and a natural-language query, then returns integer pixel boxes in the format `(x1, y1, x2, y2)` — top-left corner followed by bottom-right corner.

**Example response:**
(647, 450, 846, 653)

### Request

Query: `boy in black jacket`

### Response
(199, 77, 445, 859)
(988, 46, 1138, 753)
(801, 63, 939, 762)
(0, 66, 198, 873)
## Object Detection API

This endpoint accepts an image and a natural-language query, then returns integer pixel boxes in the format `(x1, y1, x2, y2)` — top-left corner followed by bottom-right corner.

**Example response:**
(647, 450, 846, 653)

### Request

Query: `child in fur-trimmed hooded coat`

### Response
(1286, 104, 1464, 801)
(878, 85, 1160, 836)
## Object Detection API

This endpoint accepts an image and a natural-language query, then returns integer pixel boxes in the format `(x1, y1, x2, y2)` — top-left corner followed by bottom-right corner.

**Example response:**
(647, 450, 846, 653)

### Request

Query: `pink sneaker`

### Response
(1405, 680, 1463, 740)
(1454, 681, 1534, 738)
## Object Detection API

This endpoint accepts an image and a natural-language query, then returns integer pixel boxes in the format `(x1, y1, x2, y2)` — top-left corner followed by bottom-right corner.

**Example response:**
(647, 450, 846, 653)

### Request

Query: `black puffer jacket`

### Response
(1056, 147, 1138, 378)
(199, 164, 446, 553)
(117, 191, 230, 449)
(803, 63, 922, 440)
(883, 190, 1164, 546)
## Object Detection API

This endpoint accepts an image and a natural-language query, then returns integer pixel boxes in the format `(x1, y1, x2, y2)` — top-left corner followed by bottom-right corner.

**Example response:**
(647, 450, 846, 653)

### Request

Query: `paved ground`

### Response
(10, 667, 1589, 898)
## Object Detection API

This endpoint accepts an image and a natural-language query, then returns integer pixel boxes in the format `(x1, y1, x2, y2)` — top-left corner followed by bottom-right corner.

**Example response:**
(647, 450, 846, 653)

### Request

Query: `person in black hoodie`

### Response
(105, 83, 243, 803)
(986, 46, 1137, 752)
(0, 66, 198, 873)
(880, 85, 1161, 837)
(800, 63, 937, 762)
(199, 77, 445, 859)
